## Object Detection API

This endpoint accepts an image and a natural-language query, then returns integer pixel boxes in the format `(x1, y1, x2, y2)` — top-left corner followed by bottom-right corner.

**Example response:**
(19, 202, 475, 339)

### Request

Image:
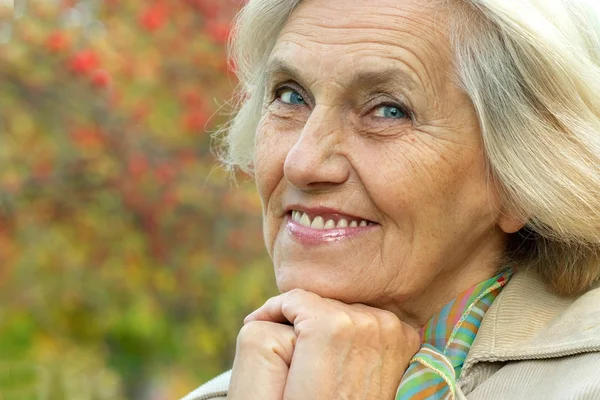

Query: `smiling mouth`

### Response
(289, 210, 377, 230)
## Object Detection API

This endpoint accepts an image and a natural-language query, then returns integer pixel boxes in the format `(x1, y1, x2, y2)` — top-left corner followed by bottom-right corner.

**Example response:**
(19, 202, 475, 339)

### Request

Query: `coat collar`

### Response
(461, 269, 600, 377)
(181, 370, 231, 400)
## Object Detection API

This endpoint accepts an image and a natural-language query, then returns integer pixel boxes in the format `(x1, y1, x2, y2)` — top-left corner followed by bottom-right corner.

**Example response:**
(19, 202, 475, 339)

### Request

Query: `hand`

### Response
(228, 320, 297, 400)
(243, 289, 421, 400)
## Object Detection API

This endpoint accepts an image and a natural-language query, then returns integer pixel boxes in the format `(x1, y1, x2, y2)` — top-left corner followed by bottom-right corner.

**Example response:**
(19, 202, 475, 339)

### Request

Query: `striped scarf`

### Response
(396, 269, 513, 399)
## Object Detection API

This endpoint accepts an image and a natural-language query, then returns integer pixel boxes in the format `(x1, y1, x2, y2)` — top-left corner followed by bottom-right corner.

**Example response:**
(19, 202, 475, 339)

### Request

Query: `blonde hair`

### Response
(218, 0, 600, 296)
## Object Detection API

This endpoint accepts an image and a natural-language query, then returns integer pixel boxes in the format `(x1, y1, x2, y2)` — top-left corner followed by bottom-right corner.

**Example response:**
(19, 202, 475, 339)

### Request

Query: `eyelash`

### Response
(372, 102, 411, 120)
(270, 82, 413, 121)
(272, 84, 305, 104)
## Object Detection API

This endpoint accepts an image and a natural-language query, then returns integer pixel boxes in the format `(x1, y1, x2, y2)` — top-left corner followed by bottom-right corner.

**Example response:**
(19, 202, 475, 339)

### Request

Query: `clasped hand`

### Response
(228, 289, 421, 400)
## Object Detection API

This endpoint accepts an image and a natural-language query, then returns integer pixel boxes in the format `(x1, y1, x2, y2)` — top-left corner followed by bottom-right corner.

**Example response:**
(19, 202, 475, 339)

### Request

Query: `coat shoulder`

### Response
(465, 350, 600, 399)
(180, 370, 231, 400)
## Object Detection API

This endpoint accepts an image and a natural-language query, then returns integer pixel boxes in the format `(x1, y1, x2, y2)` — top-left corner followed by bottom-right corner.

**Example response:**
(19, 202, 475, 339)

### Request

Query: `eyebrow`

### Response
(353, 69, 417, 91)
(264, 57, 419, 91)
(264, 58, 303, 84)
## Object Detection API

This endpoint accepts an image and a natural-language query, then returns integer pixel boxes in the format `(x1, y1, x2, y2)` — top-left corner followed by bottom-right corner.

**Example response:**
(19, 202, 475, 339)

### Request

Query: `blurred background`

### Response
(0, 0, 278, 398)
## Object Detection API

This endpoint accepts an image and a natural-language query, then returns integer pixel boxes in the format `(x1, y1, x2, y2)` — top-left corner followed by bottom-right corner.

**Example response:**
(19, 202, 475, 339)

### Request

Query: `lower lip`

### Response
(285, 214, 378, 245)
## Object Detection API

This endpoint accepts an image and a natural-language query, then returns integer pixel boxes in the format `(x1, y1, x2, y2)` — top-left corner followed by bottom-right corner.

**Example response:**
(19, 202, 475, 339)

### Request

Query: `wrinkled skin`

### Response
(229, 0, 523, 399)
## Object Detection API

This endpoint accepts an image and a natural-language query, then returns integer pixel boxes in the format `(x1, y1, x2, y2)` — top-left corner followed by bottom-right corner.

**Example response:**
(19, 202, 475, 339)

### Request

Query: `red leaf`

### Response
(183, 111, 210, 132)
(191, 0, 221, 19)
(155, 164, 176, 185)
(205, 21, 230, 44)
(70, 128, 105, 150)
(128, 154, 149, 179)
(45, 31, 70, 53)
(176, 150, 196, 167)
(140, 4, 168, 32)
(68, 50, 100, 75)
(132, 103, 151, 122)
(162, 189, 179, 208)
(33, 160, 53, 181)
(90, 69, 111, 89)
(182, 91, 205, 109)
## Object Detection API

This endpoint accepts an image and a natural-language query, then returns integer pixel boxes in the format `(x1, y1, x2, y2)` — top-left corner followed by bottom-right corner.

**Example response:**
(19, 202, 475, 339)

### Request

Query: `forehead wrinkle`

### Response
(352, 69, 417, 92)
(269, 39, 438, 104)
(283, 1, 447, 48)
(348, 47, 428, 92)
(289, 0, 445, 35)
(282, 22, 442, 54)
(282, 29, 446, 88)
(265, 52, 419, 100)
(276, 16, 451, 98)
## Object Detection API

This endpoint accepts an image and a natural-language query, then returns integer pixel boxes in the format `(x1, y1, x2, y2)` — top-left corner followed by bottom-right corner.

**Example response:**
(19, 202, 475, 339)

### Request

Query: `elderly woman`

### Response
(185, 0, 600, 398)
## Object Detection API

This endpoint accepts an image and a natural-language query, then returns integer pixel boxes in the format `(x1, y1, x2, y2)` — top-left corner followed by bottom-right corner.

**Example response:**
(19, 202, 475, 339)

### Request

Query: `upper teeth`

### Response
(292, 211, 371, 229)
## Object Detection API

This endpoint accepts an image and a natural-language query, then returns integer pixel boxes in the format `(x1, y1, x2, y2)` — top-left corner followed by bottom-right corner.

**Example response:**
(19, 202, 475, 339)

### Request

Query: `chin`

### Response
(274, 265, 365, 304)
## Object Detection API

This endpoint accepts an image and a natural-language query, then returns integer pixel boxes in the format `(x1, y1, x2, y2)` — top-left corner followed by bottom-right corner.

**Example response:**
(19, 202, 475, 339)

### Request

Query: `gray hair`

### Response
(217, 0, 600, 296)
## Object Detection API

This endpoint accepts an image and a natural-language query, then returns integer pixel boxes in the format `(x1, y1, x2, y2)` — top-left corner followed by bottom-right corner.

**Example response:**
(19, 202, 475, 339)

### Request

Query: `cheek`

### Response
(354, 138, 446, 206)
(358, 135, 487, 228)
(254, 122, 284, 205)
(254, 118, 297, 231)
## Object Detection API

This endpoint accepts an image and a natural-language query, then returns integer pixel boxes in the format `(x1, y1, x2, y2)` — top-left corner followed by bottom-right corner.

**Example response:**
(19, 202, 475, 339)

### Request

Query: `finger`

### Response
(236, 321, 297, 366)
(348, 302, 422, 355)
(244, 289, 327, 326)
(228, 321, 297, 400)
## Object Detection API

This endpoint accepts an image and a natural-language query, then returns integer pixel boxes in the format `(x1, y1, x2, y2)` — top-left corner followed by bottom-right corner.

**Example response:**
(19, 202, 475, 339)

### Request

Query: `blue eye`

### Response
(374, 105, 406, 119)
(279, 89, 306, 105)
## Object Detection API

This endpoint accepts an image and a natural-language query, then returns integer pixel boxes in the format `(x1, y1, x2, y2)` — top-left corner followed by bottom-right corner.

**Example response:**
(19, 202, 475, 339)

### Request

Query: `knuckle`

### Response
(403, 324, 422, 351)
(287, 288, 305, 296)
(237, 321, 266, 349)
(379, 311, 403, 333)
(286, 288, 310, 302)
(273, 327, 297, 351)
(280, 301, 293, 316)
(262, 296, 277, 308)
(327, 312, 354, 337)
(354, 312, 380, 334)
(236, 321, 297, 358)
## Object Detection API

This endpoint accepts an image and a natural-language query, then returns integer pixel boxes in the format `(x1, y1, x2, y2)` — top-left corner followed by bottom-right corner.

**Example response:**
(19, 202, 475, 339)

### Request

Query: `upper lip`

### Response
(284, 204, 377, 223)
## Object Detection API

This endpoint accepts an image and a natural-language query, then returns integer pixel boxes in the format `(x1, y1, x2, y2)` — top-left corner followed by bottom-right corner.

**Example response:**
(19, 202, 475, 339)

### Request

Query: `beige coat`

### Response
(182, 270, 600, 400)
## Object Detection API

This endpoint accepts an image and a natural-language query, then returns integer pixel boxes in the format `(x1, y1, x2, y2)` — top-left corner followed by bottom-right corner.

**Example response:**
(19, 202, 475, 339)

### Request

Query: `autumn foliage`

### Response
(0, 1, 275, 399)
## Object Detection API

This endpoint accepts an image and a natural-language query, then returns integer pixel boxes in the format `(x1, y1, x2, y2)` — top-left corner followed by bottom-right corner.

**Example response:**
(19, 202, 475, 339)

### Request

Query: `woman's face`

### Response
(254, 0, 520, 324)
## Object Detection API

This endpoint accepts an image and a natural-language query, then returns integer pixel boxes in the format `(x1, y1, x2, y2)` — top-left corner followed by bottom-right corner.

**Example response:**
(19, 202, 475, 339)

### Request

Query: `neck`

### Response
(382, 234, 508, 329)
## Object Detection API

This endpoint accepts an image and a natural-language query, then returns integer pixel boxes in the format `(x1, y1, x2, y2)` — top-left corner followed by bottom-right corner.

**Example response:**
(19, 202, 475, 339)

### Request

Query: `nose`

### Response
(283, 107, 351, 191)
